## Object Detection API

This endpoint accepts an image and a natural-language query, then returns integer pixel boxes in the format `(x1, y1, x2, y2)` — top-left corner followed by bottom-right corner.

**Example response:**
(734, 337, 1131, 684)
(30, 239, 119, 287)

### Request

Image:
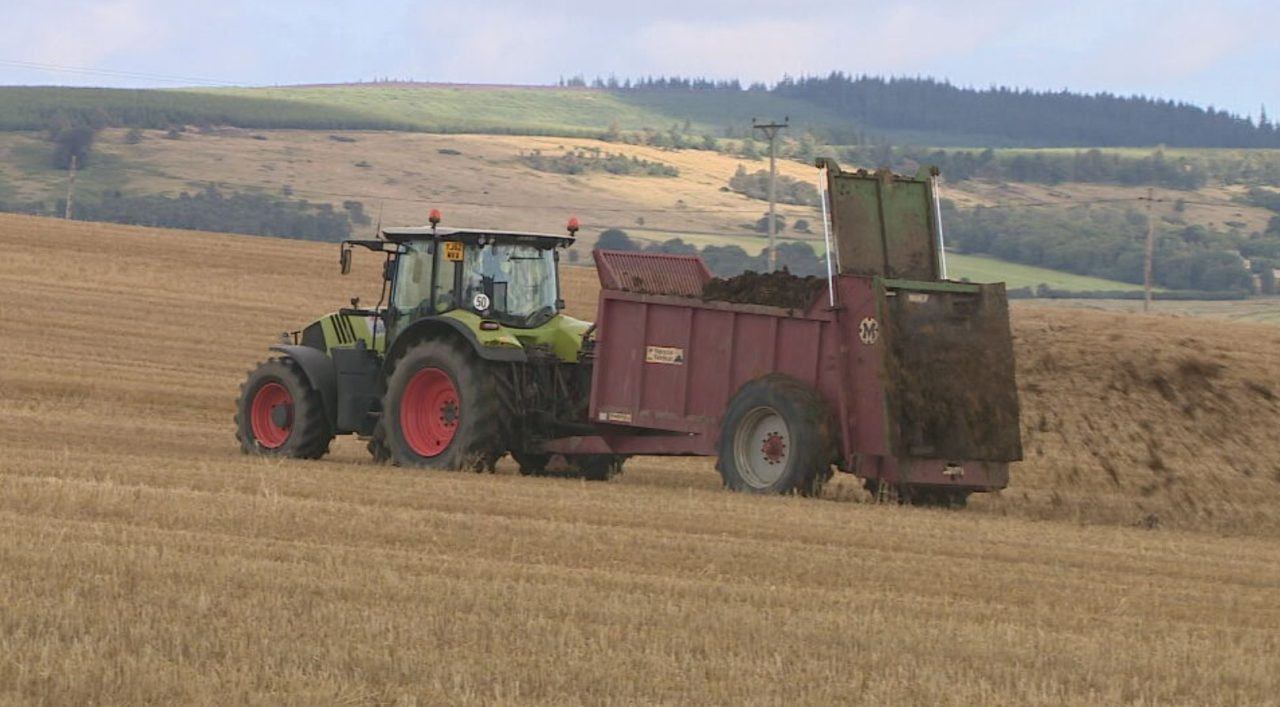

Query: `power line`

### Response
(0, 58, 240, 87)
(752, 117, 788, 270)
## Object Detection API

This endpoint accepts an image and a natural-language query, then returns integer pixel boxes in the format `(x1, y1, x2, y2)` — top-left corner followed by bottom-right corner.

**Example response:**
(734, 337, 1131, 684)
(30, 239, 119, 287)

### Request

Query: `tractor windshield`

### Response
(461, 244, 558, 328)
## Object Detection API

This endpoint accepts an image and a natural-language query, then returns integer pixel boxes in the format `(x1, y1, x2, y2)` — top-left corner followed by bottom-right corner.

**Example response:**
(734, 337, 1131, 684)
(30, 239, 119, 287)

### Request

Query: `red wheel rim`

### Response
(401, 367, 460, 457)
(250, 381, 293, 449)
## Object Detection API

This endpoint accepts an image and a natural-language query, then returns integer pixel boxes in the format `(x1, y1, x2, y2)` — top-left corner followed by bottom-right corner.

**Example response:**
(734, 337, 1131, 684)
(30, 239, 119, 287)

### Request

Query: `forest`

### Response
(0, 186, 357, 241)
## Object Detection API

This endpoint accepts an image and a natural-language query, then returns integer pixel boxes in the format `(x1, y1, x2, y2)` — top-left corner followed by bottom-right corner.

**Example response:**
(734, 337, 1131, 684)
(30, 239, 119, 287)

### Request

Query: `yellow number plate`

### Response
(444, 242, 464, 262)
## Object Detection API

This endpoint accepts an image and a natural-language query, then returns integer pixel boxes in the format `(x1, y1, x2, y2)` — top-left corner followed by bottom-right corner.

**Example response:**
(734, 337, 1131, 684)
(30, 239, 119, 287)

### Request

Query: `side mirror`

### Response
(339, 248, 352, 275)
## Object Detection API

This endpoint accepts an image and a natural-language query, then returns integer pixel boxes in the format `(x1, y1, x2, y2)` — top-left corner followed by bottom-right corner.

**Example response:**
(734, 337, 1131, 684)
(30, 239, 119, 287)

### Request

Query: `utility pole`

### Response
(753, 117, 788, 271)
(64, 154, 77, 220)
(1143, 187, 1156, 312)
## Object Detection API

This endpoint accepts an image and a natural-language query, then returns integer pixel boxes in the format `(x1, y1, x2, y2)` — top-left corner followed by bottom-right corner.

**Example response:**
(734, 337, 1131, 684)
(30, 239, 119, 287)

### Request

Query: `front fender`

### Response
(270, 344, 337, 425)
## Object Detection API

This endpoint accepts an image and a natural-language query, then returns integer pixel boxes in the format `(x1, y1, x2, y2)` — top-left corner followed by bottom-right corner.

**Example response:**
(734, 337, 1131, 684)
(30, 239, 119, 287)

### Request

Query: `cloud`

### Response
(0, 0, 1273, 116)
(1079, 6, 1265, 86)
(20, 0, 168, 69)
(633, 3, 1026, 82)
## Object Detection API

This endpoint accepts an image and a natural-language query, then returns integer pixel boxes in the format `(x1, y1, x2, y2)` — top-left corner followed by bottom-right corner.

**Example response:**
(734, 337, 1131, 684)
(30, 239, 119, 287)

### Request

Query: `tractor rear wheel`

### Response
(235, 358, 333, 458)
(716, 375, 833, 496)
(379, 339, 504, 471)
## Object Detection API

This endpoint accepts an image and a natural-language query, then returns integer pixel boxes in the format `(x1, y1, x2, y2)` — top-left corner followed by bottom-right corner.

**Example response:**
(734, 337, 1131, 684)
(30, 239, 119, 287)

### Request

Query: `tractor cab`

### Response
(380, 226, 573, 334)
(332, 213, 589, 372)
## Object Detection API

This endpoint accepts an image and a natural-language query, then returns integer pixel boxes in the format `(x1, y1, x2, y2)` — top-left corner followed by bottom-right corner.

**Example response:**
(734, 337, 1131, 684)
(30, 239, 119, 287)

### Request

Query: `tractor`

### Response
(235, 210, 621, 480)
(237, 163, 1022, 504)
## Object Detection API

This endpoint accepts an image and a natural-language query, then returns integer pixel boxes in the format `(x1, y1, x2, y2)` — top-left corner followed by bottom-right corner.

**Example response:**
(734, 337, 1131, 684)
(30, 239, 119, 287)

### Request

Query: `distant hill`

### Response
(1, 75, 1276, 148)
(772, 74, 1280, 148)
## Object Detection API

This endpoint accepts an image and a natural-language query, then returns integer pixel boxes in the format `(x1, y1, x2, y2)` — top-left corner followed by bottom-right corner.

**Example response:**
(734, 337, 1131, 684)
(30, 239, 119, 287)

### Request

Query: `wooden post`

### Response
(64, 154, 77, 220)
(1143, 187, 1155, 312)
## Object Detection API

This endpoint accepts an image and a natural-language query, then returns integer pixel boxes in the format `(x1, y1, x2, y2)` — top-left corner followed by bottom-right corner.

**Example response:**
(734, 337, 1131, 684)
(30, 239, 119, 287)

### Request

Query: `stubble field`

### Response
(1, 214, 1279, 704)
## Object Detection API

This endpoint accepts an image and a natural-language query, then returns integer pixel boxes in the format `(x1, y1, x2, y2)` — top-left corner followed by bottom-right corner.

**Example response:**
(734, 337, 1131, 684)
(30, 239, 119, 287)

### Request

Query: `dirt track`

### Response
(1, 214, 1278, 703)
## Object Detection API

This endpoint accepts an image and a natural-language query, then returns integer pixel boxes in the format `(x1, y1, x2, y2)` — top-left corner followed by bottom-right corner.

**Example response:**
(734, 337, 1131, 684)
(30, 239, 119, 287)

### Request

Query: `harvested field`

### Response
(2, 214, 1280, 703)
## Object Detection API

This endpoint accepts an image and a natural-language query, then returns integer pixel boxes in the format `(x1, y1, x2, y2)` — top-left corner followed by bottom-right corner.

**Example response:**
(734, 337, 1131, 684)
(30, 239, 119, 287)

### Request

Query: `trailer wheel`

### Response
(379, 339, 505, 471)
(235, 358, 333, 459)
(717, 375, 833, 496)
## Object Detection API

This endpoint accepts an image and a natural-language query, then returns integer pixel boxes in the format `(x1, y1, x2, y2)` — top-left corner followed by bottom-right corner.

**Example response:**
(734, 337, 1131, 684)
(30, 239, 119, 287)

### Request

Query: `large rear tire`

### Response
(716, 375, 833, 496)
(235, 358, 333, 459)
(378, 339, 504, 471)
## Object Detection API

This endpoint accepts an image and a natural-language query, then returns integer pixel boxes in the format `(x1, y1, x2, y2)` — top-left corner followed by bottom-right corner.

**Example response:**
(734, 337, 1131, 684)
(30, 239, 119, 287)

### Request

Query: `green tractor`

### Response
(235, 212, 622, 479)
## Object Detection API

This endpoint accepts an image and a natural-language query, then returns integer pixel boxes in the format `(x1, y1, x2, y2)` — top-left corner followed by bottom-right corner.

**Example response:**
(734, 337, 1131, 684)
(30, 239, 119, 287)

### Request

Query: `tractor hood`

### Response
(299, 310, 387, 354)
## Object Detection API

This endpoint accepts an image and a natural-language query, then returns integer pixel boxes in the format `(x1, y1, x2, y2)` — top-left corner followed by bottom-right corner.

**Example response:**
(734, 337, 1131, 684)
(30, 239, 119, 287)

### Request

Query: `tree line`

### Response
(943, 204, 1258, 292)
(845, 146, 1211, 190)
(520, 148, 679, 177)
(772, 74, 1280, 148)
(0, 186, 357, 241)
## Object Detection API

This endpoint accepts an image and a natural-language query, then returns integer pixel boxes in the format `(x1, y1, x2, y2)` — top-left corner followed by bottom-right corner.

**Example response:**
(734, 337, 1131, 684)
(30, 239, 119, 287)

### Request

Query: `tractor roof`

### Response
(380, 227, 574, 248)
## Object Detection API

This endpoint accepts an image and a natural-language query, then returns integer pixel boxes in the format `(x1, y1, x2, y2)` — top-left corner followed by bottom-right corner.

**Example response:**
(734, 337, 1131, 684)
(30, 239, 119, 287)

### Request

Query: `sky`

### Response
(0, 0, 1276, 120)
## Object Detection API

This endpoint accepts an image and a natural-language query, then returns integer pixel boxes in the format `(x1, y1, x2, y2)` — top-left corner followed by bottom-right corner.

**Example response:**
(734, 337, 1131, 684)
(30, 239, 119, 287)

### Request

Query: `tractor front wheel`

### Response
(379, 340, 504, 471)
(235, 358, 333, 458)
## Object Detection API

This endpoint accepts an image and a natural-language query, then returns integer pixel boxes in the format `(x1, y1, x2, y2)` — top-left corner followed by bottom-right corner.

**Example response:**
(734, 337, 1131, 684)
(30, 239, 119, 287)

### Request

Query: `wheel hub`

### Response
(401, 367, 461, 458)
(760, 432, 786, 464)
(732, 406, 790, 489)
(249, 381, 293, 449)
(270, 404, 292, 429)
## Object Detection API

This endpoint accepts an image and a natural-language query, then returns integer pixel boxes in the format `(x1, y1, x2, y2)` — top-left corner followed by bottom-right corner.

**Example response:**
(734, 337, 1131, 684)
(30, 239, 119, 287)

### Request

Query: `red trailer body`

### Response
(542, 251, 1019, 493)
(544, 162, 1022, 496)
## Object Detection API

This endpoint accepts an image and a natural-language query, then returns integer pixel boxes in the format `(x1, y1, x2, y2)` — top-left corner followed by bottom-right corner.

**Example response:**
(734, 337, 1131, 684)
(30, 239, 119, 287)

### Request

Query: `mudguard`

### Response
(386, 316, 528, 369)
(270, 344, 338, 425)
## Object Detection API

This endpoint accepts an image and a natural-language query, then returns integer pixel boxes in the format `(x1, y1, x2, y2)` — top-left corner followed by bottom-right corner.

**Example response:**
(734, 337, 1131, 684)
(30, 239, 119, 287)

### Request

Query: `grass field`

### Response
(2, 214, 1279, 703)
(950, 252, 1145, 290)
(200, 85, 853, 138)
(0, 84, 847, 138)
(1018, 296, 1280, 324)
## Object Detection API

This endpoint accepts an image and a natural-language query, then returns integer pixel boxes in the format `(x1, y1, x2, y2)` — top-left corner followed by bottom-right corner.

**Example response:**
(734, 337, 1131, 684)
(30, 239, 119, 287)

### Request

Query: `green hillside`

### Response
(945, 252, 1144, 290)
(0, 84, 840, 138)
(3, 78, 1276, 149)
(203, 85, 850, 137)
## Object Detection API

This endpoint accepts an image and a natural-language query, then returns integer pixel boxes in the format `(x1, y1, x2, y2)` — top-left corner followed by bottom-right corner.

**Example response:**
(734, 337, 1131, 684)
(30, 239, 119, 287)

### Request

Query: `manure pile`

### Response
(988, 306, 1280, 533)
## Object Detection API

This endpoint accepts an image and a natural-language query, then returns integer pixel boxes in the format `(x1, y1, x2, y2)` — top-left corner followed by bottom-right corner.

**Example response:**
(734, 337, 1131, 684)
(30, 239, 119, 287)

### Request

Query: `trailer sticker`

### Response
(645, 346, 685, 365)
(444, 241, 465, 262)
(858, 317, 880, 345)
(599, 411, 633, 423)
(907, 293, 930, 304)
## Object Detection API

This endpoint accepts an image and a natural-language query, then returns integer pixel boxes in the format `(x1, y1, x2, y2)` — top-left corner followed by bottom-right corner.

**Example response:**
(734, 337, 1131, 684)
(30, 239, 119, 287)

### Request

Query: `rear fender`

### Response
(385, 316, 527, 372)
(270, 344, 337, 425)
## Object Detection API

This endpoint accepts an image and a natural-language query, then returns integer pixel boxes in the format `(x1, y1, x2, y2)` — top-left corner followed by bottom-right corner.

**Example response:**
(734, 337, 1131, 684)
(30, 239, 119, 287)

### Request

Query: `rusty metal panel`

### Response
(881, 178, 937, 280)
(880, 281, 1022, 462)
(593, 249, 712, 297)
(590, 297, 647, 421)
(588, 289, 841, 440)
(826, 167, 939, 281)
(828, 175, 886, 277)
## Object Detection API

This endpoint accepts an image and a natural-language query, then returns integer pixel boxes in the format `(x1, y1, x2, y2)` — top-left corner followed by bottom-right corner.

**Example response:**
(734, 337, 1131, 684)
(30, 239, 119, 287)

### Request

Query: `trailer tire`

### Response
(378, 339, 505, 471)
(717, 375, 833, 496)
(235, 357, 333, 459)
